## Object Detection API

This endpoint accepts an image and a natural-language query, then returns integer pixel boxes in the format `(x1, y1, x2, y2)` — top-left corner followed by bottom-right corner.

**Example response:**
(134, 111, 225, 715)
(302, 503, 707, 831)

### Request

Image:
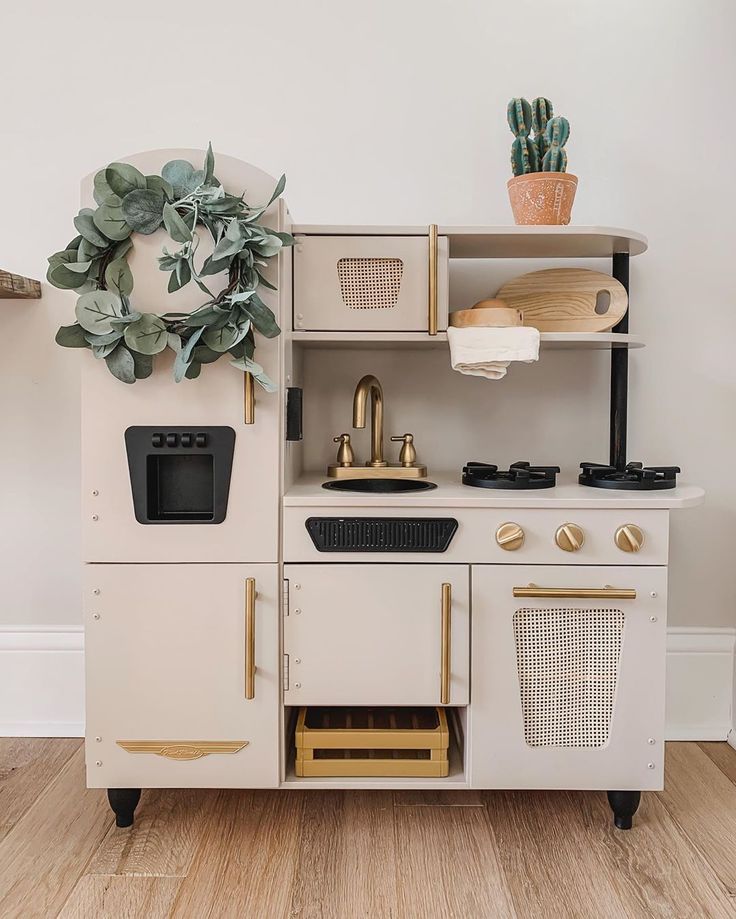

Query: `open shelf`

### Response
(291, 331, 644, 350)
(281, 704, 468, 789)
(0, 268, 41, 299)
(290, 225, 648, 259)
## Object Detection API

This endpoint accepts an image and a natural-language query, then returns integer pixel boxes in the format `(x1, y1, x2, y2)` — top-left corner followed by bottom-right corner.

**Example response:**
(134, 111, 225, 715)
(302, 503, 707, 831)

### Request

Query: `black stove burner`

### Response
(579, 462, 680, 491)
(462, 461, 560, 490)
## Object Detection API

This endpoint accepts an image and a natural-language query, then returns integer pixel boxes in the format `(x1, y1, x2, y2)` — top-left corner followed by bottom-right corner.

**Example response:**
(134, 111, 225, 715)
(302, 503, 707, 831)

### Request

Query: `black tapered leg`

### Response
(107, 788, 141, 827)
(607, 790, 641, 830)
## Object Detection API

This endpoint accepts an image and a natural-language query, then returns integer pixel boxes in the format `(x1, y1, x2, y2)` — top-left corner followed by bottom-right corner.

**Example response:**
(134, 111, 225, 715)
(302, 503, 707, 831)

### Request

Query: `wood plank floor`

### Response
(1, 741, 735, 918)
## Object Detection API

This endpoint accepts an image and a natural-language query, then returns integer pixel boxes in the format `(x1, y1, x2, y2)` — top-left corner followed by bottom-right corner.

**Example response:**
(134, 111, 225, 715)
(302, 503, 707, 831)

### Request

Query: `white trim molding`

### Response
(0, 626, 733, 741)
(665, 627, 735, 742)
(0, 626, 84, 737)
(730, 647, 736, 751)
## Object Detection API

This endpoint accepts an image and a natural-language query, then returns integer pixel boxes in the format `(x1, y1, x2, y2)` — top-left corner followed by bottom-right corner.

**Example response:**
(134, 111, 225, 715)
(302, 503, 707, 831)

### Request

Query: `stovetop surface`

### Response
(579, 462, 680, 491)
(462, 461, 561, 490)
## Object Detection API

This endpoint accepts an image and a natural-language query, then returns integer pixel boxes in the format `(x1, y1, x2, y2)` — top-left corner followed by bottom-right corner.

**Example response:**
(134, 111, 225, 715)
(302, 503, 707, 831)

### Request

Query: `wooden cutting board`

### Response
(496, 268, 628, 332)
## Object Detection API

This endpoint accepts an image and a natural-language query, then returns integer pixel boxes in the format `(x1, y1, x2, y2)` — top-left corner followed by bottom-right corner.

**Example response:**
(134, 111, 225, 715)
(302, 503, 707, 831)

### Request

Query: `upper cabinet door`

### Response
(79, 151, 286, 564)
(84, 563, 280, 789)
(82, 356, 281, 563)
(284, 564, 469, 706)
(294, 235, 449, 332)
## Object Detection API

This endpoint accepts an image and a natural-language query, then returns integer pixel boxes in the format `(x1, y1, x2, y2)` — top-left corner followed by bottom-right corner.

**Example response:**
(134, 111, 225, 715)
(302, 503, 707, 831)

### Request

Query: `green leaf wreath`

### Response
(48, 144, 293, 386)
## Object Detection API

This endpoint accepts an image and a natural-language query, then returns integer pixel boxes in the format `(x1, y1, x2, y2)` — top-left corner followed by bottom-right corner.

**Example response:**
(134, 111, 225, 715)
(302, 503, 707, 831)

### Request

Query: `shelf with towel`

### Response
(290, 331, 644, 350)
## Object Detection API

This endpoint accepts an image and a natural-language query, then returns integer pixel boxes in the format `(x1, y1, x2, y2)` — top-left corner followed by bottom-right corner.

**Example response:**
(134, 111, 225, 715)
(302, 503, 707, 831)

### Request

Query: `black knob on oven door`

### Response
(180, 433, 193, 448)
(195, 432, 207, 447)
(166, 433, 178, 447)
(151, 433, 164, 448)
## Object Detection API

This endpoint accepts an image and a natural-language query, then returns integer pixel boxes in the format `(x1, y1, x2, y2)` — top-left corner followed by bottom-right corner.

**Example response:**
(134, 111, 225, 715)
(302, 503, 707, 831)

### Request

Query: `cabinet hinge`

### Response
(282, 578, 289, 616)
(283, 653, 290, 691)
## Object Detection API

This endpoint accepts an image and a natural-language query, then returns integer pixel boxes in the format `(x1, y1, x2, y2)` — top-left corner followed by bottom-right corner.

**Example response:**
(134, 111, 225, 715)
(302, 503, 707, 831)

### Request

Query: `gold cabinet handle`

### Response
(440, 582, 451, 704)
(244, 372, 255, 425)
(428, 223, 438, 336)
(513, 584, 636, 600)
(245, 578, 256, 699)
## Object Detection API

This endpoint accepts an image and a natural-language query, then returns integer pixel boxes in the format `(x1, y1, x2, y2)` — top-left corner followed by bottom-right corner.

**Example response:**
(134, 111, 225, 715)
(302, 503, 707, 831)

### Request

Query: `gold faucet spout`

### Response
(352, 374, 387, 467)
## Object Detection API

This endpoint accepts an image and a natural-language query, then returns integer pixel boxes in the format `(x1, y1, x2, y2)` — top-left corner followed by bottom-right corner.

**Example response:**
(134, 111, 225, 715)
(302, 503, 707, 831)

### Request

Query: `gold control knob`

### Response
(555, 523, 585, 552)
(496, 522, 525, 551)
(615, 524, 644, 553)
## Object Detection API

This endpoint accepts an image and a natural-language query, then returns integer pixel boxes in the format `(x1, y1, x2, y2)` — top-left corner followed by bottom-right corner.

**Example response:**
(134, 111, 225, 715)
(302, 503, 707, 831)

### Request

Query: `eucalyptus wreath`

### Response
(48, 144, 292, 386)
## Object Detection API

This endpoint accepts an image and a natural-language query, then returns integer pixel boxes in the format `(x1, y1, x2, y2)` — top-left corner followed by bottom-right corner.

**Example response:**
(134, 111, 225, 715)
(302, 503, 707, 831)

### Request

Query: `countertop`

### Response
(283, 473, 705, 510)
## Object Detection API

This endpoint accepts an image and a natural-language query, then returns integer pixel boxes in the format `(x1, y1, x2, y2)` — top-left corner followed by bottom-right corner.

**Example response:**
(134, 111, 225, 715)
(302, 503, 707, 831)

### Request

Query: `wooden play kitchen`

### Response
(70, 149, 703, 832)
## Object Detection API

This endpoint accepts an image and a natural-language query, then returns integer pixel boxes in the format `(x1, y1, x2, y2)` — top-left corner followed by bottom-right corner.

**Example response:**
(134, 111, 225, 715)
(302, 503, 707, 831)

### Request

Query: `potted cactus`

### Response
(506, 97, 577, 225)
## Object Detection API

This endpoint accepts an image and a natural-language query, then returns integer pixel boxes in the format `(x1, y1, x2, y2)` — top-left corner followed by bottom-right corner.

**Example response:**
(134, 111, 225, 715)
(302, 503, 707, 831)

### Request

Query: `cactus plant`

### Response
(542, 116, 570, 172)
(507, 98, 571, 175)
(507, 97, 540, 176)
(531, 97, 553, 159)
(507, 97, 532, 137)
(510, 135, 540, 176)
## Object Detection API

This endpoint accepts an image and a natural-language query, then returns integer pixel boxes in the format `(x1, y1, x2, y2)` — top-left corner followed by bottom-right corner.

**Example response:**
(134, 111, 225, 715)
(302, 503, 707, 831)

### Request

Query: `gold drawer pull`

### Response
(117, 741, 248, 760)
(440, 582, 451, 704)
(244, 372, 255, 424)
(513, 584, 637, 600)
(428, 223, 438, 336)
(245, 578, 256, 699)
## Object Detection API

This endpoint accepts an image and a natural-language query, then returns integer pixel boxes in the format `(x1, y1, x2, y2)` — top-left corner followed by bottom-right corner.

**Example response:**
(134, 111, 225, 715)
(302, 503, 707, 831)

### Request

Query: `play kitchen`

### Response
(51, 131, 703, 833)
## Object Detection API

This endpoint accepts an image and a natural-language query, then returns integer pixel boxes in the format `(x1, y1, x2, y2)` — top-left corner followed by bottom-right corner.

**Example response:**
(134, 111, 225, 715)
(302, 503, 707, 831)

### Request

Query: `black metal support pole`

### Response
(610, 253, 630, 470)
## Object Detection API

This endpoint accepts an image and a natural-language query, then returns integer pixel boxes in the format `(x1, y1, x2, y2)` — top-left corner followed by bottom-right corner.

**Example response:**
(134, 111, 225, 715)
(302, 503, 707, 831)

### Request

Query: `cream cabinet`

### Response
(469, 565, 668, 791)
(293, 234, 449, 332)
(84, 563, 280, 789)
(283, 564, 469, 706)
(81, 354, 281, 565)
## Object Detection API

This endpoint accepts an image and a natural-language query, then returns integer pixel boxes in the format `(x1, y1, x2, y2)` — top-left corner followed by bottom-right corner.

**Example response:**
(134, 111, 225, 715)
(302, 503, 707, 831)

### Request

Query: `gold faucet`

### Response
(352, 374, 387, 467)
(326, 375, 427, 479)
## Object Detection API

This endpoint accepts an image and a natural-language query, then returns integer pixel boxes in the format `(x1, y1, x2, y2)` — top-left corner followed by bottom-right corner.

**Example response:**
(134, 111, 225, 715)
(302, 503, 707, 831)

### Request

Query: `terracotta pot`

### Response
(507, 172, 578, 226)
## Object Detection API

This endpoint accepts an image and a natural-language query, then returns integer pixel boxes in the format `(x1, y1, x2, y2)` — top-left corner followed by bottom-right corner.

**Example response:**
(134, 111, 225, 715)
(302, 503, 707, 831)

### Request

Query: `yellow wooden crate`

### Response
(295, 706, 449, 778)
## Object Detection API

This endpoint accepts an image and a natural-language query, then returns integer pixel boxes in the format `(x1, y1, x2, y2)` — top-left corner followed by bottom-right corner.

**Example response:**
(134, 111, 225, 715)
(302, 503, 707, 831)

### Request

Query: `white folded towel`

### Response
(447, 326, 540, 380)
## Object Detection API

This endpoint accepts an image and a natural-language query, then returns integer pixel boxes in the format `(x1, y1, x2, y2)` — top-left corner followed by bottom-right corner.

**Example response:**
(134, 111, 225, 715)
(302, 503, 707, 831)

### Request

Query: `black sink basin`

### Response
(322, 479, 437, 494)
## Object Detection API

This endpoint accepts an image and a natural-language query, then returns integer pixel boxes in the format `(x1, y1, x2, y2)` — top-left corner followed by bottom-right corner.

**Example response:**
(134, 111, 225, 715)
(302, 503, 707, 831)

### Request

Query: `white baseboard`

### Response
(0, 627, 84, 737)
(665, 627, 735, 741)
(0, 626, 733, 741)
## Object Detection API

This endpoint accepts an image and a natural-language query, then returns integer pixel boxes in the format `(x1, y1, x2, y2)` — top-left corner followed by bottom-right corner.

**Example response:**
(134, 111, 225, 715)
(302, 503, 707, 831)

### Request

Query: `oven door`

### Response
(469, 565, 667, 791)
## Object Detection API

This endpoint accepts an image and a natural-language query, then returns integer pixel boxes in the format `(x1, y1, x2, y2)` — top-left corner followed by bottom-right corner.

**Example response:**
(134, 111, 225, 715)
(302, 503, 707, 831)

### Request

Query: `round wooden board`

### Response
(496, 268, 628, 332)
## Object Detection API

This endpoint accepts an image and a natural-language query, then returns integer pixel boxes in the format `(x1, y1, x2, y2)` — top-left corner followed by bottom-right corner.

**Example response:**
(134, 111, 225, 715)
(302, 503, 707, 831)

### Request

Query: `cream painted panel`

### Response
(80, 150, 283, 563)
(293, 235, 449, 332)
(84, 563, 280, 789)
(82, 352, 280, 563)
(283, 564, 469, 705)
(283, 506, 669, 565)
(469, 565, 667, 791)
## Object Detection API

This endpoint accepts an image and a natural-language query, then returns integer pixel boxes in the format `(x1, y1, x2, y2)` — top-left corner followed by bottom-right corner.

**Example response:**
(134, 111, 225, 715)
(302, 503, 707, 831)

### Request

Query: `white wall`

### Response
(1, 0, 735, 628)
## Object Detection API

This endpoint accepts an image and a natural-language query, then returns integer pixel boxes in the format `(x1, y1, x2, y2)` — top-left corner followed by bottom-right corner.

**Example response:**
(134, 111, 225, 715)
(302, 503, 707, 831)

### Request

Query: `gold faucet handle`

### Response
(391, 433, 417, 467)
(333, 433, 355, 467)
